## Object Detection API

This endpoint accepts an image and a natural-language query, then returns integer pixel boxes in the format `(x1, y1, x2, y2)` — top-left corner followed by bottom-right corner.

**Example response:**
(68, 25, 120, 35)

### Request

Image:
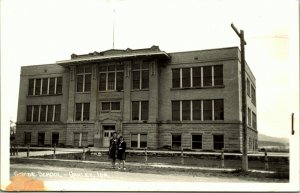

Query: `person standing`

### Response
(109, 132, 118, 168)
(117, 136, 126, 170)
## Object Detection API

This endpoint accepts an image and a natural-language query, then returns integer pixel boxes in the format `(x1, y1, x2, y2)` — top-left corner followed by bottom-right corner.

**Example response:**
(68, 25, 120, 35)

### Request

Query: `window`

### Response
(38, 132, 45, 146)
(248, 108, 251, 126)
(102, 102, 110, 111)
(131, 101, 148, 120)
(28, 77, 62, 96)
(203, 66, 212, 86)
(132, 61, 149, 90)
(116, 71, 124, 91)
(101, 102, 120, 111)
(251, 85, 256, 106)
(172, 99, 223, 121)
(172, 134, 181, 149)
(35, 79, 41, 95)
(249, 137, 252, 150)
(56, 77, 62, 94)
(192, 67, 201, 87)
(192, 100, 201, 120)
(172, 101, 180, 121)
(247, 79, 250, 96)
(203, 100, 212, 120)
(132, 71, 140, 90)
(42, 78, 48, 95)
(140, 134, 147, 148)
(49, 78, 56, 95)
(182, 100, 191, 120)
(81, 132, 88, 147)
(213, 134, 224, 150)
(108, 72, 115, 90)
(99, 64, 124, 91)
(131, 134, 138, 148)
(131, 133, 147, 148)
(24, 132, 31, 145)
(214, 99, 224, 120)
(54, 104, 61, 121)
(214, 65, 223, 86)
(47, 105, 54, 122)
(40, 105, 47, 122)
(77, 66, 91, 92)
(28, 79, 34, 95)
(75, 103, 90, 121)
(26, 104, 61, 122)
(141, 101, 149, 120)
(99, 73, 106, 91)
(172, 65, 223, 88)
(131, 102, 139, 120)
(252, 112, 257, 129)
(73, 132, 88, 147)
(172, 69, 180, 88)
(111, 102, 120, 111)
(33, 105, 39, 122)
(26, 106, 33, 122)
(182, 68, 191, 88)
(192, 134, 202, 149)
(52, 132, 59, 146)
(83, 103, 90, 121)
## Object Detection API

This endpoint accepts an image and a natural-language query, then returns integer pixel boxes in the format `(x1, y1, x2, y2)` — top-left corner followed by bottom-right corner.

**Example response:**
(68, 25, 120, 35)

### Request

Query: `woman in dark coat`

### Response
(117, 136, 126, 170)
(109, 132, 118, 168)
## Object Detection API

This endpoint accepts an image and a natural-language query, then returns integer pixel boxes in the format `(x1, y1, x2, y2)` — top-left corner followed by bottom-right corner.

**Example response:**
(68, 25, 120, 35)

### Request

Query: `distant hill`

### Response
(258, 133, 289, 147)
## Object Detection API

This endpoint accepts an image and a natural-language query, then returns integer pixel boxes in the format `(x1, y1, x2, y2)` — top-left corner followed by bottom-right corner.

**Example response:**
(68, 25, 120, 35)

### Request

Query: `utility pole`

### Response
(112, 9, 115, 49)
(231, 23, 248, 171)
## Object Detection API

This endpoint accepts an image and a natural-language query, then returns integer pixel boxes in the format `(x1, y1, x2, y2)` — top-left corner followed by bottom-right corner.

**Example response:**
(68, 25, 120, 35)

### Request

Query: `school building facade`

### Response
(15, 46, 258, 152)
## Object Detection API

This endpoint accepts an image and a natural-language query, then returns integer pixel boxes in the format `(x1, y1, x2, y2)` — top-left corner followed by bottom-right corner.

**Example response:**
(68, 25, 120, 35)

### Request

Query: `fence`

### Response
(10, 146, 281, 171)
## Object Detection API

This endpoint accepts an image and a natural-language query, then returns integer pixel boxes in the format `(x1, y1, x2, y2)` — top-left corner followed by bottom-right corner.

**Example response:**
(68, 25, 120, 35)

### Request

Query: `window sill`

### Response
(130, 120, 149, 123)
(131, 89, 149, 92)
(75, 92, 91, 94)
(101, 110, 121, 113)
(166, 120, 225, 124)
(27, 94, 63, 97)
(74, 120, 92, 123)
(98, 90, 124, 93)
(21, 121, 63, 124)
(170, 85, 225, 90)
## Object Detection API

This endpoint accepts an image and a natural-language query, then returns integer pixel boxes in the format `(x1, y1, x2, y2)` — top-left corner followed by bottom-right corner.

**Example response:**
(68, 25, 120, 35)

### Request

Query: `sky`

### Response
(1, 0, 299, 139)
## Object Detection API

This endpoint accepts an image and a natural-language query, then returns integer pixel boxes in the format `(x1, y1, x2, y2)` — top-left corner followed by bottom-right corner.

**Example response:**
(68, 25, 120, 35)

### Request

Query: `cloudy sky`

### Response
(1, 0, 299, 138)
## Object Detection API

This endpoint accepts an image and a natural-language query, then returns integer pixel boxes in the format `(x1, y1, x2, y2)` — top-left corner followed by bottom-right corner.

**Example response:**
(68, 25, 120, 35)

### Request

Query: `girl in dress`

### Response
(117, 136, 126, 170)
(109, 132, 118, 168)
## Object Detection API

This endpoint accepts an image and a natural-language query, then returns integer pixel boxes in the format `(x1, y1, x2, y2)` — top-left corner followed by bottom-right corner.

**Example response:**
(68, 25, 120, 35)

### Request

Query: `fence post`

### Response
(27, 144, 30, 158)
(221, 149, 225, 168)
(181, 147, 184, 165)
(16, 145, 18, 156)
(264, 149, 269, 170)
(13, 145, 16, 156)
(10, 144, 12, 156)
(53, 144, 56, 159)
(82, 146, 86, 160)
(145, 148, 148, 163)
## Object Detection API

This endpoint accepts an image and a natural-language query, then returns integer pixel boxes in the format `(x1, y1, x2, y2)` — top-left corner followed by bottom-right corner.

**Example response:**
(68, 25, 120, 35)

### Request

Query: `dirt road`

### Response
(10, 163, 254, 191)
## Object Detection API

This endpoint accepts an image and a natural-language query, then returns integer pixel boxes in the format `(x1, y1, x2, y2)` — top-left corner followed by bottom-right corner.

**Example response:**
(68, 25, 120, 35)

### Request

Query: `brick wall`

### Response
(15, 123, 66, 146)
(158, 123, 241, 151)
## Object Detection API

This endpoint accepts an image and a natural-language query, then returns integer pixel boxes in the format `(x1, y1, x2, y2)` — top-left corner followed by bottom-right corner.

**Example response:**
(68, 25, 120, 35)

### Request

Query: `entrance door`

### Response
(52, 132, 59, 146)
(103, 125, 115, 147)
(38, 132, 45, 146)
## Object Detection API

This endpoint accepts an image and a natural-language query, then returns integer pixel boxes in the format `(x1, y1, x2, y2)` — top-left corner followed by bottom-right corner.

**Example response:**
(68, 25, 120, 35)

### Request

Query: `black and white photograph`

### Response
(1, 0, 299, 191)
